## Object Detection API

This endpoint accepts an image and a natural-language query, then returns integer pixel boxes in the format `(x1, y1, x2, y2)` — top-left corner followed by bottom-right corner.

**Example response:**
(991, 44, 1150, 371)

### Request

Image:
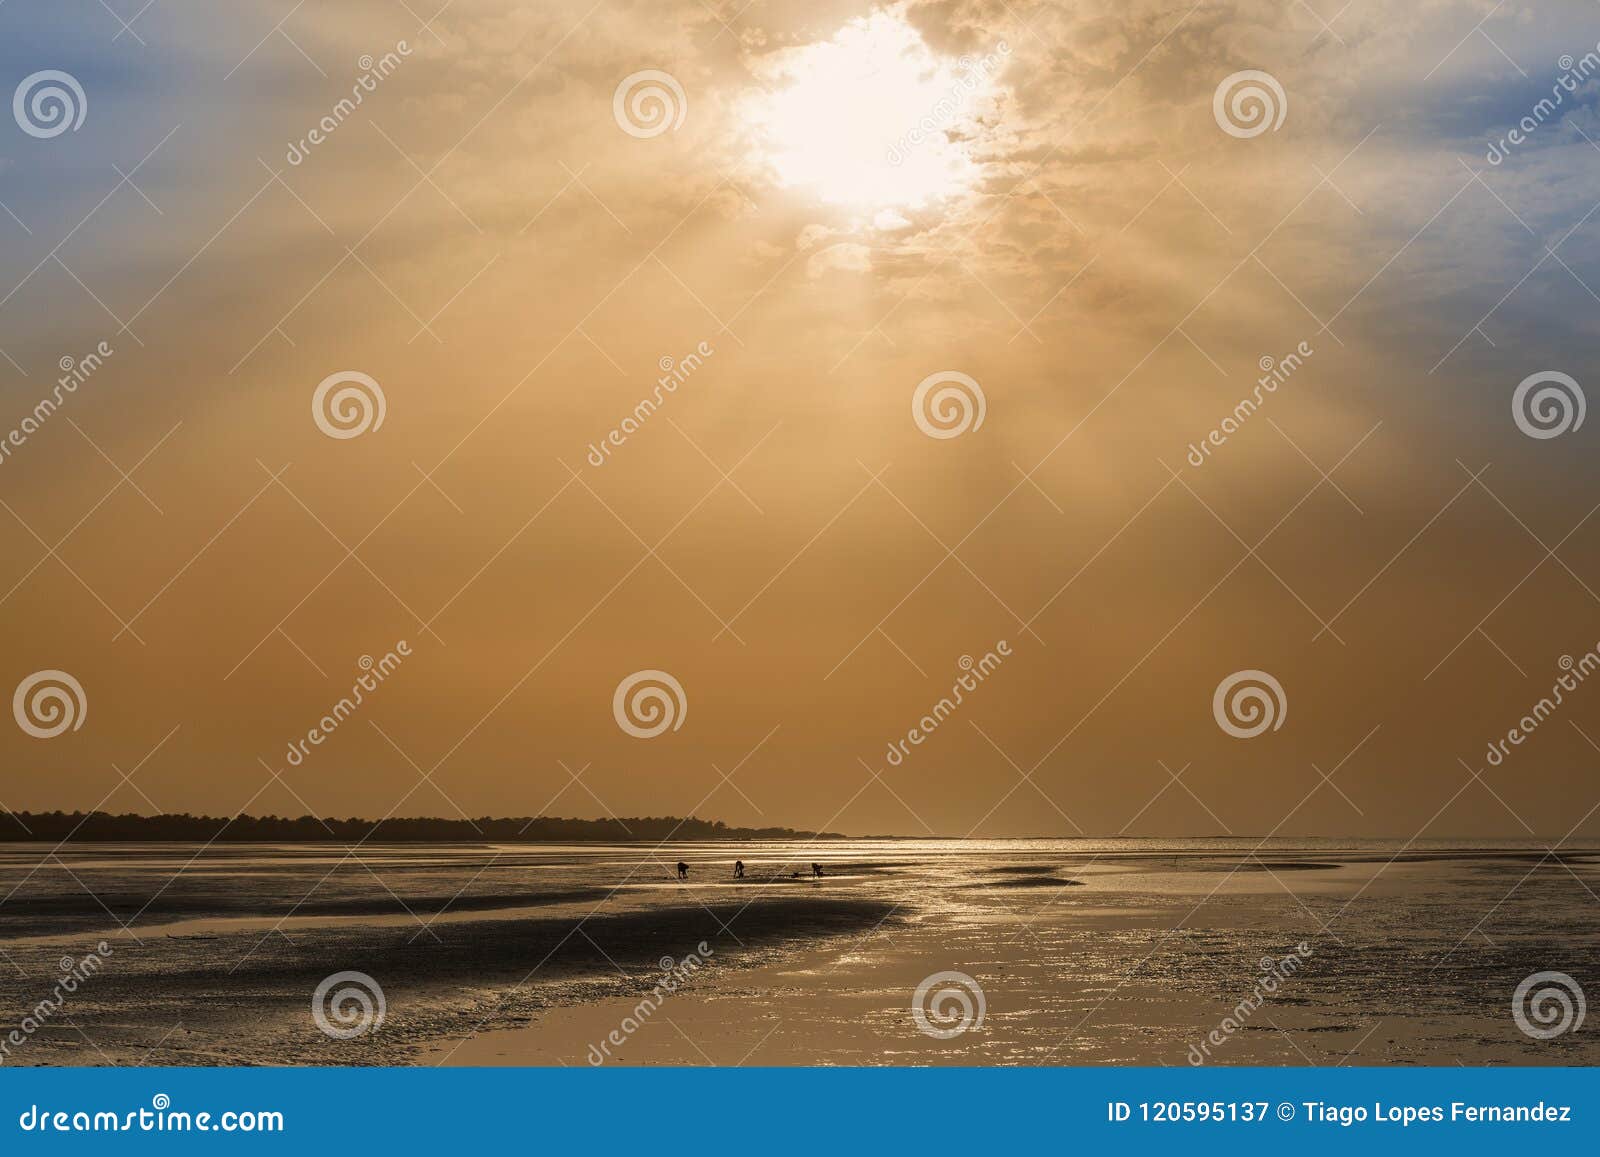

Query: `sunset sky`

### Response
(4, 0, 1600, 838)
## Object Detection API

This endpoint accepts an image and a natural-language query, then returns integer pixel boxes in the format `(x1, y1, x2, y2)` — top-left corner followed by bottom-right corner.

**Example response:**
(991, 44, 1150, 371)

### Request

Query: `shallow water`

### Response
(1, 839, 1596, 1066)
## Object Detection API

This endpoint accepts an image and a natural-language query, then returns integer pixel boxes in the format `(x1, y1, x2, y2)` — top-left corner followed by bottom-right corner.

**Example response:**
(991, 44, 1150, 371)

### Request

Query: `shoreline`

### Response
(6, 835, 1600, 844)
(2, 844, 1596, 1067)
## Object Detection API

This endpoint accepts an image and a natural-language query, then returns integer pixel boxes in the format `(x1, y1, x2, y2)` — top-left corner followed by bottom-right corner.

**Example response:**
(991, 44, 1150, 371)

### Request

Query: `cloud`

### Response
(796, 223, 833, 250)
(806, 240, 873, 276)
(4, 0, 1600, 836)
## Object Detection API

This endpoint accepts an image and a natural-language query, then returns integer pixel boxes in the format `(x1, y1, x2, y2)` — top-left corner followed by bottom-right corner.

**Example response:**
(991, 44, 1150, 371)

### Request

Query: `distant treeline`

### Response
(0, 811, 845, 843)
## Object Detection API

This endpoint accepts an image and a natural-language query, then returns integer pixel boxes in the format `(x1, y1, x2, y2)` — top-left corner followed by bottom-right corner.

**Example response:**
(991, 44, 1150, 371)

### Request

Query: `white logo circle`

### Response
(1212, 669, 1286, 739)
(911, 970, 986, 1038)
(13, 70, 87, 139)
(312, 371, 386, 439)
(1512, 971, 1586, 1040)
(612, 669, 687, 739)
(13, 670, 86, 739)
(312, 970, 386, 1039)
(912, 371, 986, 439)
(1512, 371, 1585, 439)
(1212, 70, 1287, 139)
(613, 70, 687, 139)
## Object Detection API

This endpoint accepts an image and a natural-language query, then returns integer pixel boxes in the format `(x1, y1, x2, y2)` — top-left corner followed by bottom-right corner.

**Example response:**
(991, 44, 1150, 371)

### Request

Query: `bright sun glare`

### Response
(746, 10, 1003, 210)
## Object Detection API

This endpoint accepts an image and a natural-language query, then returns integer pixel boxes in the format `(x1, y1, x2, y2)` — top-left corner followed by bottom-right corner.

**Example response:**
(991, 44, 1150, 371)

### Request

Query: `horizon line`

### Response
(0, 808, 1590, 845)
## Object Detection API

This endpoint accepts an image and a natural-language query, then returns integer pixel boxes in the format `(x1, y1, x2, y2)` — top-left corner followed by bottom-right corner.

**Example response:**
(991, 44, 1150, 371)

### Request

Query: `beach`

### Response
(1, 840, 1596, 1066)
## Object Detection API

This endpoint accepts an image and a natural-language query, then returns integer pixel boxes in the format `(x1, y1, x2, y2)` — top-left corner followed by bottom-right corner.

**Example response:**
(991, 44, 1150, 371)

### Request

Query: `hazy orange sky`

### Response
(4, 0, 1600, 837)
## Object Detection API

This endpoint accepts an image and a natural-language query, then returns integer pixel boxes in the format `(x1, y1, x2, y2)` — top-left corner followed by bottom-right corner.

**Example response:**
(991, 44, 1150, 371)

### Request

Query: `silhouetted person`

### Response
(677, 861, 688, 880)
(734, 860, 745, 879)
(812, 862, 824, 878)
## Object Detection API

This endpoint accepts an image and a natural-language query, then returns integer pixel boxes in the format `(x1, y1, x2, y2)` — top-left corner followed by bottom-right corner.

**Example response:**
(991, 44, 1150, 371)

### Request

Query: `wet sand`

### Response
(2, 840, 1597, 1066)
(0, 895, 897, 1065)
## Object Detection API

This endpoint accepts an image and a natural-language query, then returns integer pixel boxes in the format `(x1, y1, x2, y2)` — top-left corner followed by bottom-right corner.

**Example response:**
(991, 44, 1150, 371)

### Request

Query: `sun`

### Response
(744, 9, 1007, 210)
